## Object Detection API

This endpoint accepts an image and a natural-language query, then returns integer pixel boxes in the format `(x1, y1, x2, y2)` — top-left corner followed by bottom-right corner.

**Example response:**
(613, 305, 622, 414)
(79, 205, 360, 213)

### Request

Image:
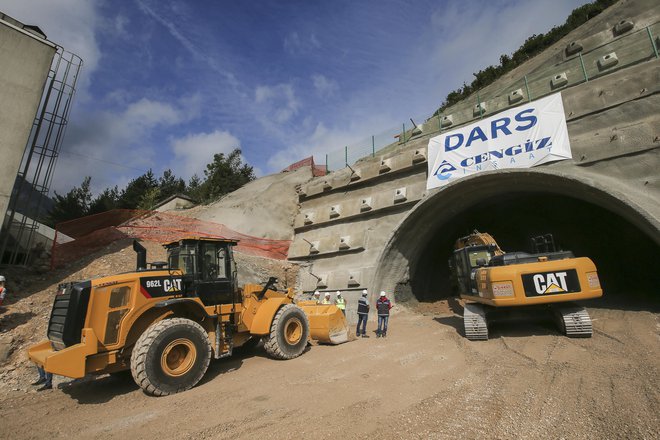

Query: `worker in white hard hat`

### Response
(356, 289, 370, 337)
(334, 291, 346, 316)
(322, 292, 331, 305)
(376, 291, 393, 337)
(0, 275, 7, 307)
(313, 291, 321, 304)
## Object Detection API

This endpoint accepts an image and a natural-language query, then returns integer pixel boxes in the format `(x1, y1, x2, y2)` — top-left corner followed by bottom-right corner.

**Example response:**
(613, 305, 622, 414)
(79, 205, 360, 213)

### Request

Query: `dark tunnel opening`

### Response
(405, 192, 660, 307)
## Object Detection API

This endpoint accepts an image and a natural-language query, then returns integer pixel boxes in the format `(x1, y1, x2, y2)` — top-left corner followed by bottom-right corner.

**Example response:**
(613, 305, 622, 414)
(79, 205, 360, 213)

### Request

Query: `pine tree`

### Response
(119, 170, 158, 209)
(47, 176, 93, 225)
(198, 148, 255, 202)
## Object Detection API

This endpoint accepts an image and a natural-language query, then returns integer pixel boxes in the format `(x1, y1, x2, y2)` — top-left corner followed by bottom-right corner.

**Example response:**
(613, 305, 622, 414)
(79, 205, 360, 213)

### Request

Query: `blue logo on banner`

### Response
(433, 160, 457, 180)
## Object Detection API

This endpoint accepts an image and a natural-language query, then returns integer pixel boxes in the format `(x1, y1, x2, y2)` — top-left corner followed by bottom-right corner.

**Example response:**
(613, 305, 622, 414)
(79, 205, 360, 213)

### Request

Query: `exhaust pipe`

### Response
(133, 240, 147, 271)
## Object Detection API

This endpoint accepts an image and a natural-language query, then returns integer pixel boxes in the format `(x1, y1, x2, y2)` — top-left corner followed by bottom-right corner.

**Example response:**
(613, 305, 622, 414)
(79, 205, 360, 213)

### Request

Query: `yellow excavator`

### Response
(29, 237, 348, 396)
(449, 231, 602, 340)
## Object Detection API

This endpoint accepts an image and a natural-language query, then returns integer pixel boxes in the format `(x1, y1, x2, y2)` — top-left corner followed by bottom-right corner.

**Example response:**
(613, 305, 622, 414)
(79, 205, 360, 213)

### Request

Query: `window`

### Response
(203, 243, 227, 280)
(169, 245, 197, 275)
(468, 250, 491, 268)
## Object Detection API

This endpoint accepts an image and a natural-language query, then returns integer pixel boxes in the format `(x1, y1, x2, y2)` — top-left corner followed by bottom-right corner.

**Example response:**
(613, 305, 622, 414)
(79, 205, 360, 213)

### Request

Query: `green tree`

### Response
(88, 186, 120, 215)
(119, 169, 158, 209)
(186, 174, 203, 201)
(158, 169, 186, 200)
(137, 186, 161, 210)
(198, 148, 255, 202)
(47, 176, 92, 225)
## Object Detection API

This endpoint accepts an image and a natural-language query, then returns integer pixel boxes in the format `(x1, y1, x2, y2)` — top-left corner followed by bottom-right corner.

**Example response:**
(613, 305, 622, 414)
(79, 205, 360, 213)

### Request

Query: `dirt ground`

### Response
(1, 291, 658, 439)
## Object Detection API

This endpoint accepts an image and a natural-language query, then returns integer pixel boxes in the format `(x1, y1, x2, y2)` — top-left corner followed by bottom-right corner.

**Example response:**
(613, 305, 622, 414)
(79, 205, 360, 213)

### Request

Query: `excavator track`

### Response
(554, 305, 593, 337)
(463, 303, 488, 340)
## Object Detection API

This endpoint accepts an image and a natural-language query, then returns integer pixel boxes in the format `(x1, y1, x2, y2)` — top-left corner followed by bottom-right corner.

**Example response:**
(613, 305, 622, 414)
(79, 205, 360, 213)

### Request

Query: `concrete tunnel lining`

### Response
(371, 168, 660, 304)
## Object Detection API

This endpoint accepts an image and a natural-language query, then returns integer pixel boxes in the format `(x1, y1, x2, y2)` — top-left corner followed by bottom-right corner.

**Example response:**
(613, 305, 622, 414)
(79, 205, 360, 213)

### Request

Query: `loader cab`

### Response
(165, 238, 239, 306)
(449, 244, 497, 295)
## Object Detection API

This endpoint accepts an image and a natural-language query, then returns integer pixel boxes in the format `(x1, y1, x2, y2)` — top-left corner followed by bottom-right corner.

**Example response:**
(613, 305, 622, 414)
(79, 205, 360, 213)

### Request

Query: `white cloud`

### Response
(112, 14, 129, 35)
(254, 83, 300, 124)
(123, 98, 182, 128)
(312, 74, 339, 97)
(266, 111, 396, 171)
(284, 31, 321, 55)
(136, 0, 239, 87)
(51, 97, 192, 194)
(170, 130, 242, 180)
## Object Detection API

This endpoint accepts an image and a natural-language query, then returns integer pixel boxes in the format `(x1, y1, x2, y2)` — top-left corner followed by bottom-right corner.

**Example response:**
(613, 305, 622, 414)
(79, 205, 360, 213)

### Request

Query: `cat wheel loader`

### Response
(449, 231, 603, 341)
(29, 238, 348, 396)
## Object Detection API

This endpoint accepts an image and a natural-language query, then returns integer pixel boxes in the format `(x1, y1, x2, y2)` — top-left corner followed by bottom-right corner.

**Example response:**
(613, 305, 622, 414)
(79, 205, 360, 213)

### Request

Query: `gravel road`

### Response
(1, 298, 658, 439)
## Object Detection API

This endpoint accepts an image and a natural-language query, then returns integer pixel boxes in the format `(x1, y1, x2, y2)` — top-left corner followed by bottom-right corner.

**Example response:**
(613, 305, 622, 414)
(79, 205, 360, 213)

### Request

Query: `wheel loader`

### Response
(449, 231, 602, 340)
(29, 238, 348, 396)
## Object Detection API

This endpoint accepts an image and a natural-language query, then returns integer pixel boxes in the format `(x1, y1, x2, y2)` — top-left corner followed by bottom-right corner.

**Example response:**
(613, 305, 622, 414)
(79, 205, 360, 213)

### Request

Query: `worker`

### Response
(0, 275, 7, 307)
(335, 291, 346, 316)
(322, 292, 331, 305)
(356, 289, 369, 337)
(313, 291, 321, 304)
(376, 291, 393, 337)
(33, 365, 53, 391)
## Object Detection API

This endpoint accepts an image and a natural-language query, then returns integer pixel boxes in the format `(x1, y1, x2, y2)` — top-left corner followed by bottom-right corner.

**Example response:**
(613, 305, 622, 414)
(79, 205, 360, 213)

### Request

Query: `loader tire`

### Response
(130, 318, 211, 396)
(264, 304, 309, 360)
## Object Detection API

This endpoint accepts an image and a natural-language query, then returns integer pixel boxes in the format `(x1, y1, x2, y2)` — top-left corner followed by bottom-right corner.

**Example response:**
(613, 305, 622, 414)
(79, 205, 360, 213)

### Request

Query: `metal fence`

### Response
(323, 22, 659, 172)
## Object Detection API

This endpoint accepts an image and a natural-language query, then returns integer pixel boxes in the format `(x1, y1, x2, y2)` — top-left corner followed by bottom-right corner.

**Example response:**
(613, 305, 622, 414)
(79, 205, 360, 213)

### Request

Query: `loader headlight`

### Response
(492, 281, 514, 297)
(587, 272, 600, 289)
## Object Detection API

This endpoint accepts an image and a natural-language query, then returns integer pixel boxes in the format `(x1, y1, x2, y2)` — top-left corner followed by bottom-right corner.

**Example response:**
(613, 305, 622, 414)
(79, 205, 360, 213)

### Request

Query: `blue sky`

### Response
(2, 0, 588, 195)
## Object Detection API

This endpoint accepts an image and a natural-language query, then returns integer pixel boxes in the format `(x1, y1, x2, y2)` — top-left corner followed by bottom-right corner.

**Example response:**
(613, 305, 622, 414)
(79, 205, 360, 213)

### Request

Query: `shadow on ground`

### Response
(0, 311, 36, 332)
(433, 305, 562, 339)
(59, 373, 139, 404)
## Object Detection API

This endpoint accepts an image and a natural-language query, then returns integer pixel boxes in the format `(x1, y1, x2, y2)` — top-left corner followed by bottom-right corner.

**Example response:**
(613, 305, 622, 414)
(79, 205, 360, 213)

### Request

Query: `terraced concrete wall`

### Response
(289, 0, 660, 321)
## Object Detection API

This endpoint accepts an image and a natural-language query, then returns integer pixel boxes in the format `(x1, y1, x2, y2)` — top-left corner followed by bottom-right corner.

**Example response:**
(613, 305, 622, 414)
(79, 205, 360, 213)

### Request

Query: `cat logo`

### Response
(163, 278, 182, 292)
(533, 272, 568, 294)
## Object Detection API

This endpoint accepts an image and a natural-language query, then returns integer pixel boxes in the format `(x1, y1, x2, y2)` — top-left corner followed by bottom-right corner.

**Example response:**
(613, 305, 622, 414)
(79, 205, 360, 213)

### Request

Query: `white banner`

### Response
(427, 92, 571, 189)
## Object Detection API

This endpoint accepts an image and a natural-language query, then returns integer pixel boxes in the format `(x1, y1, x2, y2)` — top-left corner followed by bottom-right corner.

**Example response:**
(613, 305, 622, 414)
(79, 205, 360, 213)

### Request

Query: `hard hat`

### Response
(325, 292, 330, 297)
(313, 291, 320, 296)
(380, 291, 386, 297)
(0, 275, 5, 282)
(336, 291, 341, 296)
(362, 289, 368, 296)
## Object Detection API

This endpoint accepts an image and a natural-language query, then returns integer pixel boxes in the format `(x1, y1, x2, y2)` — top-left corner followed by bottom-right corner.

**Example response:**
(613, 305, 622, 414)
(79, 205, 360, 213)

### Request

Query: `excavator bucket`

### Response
(298, 301, 349, 344)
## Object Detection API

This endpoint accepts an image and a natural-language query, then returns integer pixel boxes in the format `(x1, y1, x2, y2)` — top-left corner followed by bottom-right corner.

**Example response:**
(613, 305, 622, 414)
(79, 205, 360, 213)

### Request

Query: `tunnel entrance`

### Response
(407, 192, 659, 304)
(373, 171, 660, 312)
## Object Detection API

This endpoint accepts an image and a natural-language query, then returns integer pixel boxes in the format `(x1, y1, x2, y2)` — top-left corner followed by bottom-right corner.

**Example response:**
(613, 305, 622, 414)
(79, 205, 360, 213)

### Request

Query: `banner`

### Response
(427, 92, 571, 189)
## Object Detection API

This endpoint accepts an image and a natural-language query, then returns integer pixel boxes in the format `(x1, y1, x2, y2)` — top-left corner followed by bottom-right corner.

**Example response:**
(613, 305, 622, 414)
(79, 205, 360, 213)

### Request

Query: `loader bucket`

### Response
(298, 301, 349, 344)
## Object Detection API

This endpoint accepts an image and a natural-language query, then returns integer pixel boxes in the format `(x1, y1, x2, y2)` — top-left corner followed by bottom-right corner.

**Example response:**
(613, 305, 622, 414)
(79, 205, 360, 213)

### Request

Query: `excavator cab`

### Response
(449, 243, 498, 296)
(165, 238, 239, 306)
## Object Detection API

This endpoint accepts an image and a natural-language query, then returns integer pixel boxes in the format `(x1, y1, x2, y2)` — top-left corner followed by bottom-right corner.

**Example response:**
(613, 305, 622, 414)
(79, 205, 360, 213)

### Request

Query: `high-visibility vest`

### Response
(376, 298, 391, 316)
(357, 297, 369, 315)
(322, 298, 331, 305)
(335, 297, 346, 310)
